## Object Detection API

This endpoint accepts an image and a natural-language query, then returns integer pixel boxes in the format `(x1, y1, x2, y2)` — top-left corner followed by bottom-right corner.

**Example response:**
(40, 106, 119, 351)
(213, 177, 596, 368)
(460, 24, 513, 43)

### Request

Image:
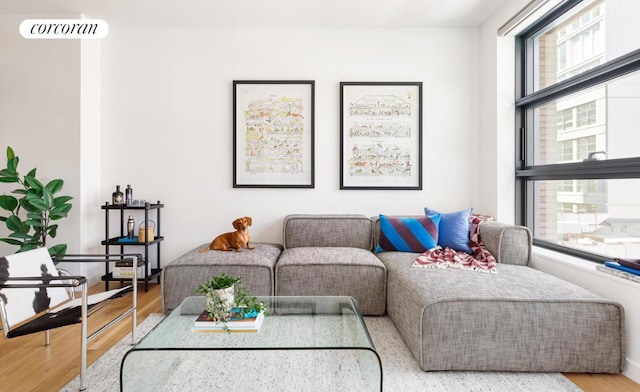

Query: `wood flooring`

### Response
(0, 282, 638, 392)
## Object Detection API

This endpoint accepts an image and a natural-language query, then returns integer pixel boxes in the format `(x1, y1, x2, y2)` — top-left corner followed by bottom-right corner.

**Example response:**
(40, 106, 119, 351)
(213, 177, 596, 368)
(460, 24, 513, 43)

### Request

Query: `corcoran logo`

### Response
(19, 19, 109, 39)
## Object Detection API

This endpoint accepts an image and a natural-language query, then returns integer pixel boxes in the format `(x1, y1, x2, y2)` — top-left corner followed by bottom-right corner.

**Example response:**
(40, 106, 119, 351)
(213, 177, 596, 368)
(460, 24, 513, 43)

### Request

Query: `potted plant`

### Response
(195, 273, 267, 323)
(0, 146, 73, 262)
(195, 273, 239, 320)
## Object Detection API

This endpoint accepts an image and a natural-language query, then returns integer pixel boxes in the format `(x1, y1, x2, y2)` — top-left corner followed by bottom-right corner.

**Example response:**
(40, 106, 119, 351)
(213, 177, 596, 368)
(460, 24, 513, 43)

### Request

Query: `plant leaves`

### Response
(8, 232, 33, 239)
(51, 204, 72, 219)
(19, 199, 39, 213)
(6, 216, 30, 234)
(0, 195, 18, 211)
(0, 168, 18, 178)
(25, 219, 43, 227)
(23, 195, 48, 211)
(18, 243, 39, 253)
(6, 146, 15, 160)
(24, 176, 43, 190)
(7, 157, 18, 173)
(53, 196, 73, 205)
(48, 244, 67, 263)
(46, 179, 64, 195)
(42, 186, 53, 208)
(0, 148, 72, 258)
(0, 238, 23, 246)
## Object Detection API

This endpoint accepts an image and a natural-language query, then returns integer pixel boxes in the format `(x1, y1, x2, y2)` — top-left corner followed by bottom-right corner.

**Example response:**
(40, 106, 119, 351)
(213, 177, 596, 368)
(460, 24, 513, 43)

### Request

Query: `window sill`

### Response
(532, 246, 640, 288)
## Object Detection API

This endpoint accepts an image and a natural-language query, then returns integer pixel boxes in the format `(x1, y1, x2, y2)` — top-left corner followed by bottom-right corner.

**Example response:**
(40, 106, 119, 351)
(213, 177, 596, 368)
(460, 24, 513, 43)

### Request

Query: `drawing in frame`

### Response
(340, 81, 422, 190)
(233, 80, 315, 188)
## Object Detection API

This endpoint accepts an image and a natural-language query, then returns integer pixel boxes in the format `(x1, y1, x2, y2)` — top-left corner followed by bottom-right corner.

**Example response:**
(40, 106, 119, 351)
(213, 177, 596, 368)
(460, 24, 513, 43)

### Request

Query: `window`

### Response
(556, 108, 573, 131)
(576, 102, 596, 127)
(516, 0, 640, 261)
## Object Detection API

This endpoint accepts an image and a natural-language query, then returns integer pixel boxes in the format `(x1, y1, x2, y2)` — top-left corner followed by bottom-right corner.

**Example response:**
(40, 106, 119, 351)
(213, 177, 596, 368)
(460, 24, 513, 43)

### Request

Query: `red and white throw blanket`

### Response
(412, 214, 497, 273)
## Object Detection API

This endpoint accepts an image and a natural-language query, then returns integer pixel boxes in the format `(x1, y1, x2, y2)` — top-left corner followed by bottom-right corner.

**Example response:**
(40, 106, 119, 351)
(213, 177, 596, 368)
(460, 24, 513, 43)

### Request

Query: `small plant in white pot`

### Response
(195, 273, 239, 321)
(195, 273, 267, 324)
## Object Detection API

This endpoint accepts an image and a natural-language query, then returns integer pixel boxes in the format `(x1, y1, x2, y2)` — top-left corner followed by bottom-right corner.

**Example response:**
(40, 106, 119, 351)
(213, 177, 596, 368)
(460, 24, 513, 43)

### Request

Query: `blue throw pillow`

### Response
(424, 207, 472, 253)
(376, 214, 440, 253)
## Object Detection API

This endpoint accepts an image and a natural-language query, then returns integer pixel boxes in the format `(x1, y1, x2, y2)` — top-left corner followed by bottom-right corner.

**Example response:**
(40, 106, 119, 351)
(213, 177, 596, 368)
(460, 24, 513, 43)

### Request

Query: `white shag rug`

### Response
(62, 314, 582, 392)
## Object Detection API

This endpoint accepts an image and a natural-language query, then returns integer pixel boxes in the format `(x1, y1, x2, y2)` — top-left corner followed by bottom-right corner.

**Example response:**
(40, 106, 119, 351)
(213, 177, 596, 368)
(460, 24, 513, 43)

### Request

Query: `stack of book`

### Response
(112, 258, 144, 278)
(597, 258, 640, 284)
(192, 308, 265, 333)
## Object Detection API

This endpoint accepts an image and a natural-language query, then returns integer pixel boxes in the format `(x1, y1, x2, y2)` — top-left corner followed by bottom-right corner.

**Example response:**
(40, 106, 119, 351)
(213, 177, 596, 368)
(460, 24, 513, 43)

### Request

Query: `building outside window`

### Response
(516, 0, 640, 261)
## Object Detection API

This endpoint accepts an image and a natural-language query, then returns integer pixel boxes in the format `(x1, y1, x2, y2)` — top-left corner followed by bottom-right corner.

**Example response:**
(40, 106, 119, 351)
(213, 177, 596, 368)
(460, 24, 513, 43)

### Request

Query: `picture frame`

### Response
(340, 82, 422, 190)
(233, 80, 315, 188)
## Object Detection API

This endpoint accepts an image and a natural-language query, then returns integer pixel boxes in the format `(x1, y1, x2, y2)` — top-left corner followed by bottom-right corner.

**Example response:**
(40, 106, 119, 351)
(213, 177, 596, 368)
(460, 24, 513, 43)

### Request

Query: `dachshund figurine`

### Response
(200, 216, 254, 252)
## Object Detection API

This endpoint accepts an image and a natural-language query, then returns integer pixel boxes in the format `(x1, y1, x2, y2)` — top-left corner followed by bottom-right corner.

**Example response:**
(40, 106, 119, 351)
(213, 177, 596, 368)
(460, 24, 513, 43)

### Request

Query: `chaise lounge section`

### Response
(375, 217, 625, 372)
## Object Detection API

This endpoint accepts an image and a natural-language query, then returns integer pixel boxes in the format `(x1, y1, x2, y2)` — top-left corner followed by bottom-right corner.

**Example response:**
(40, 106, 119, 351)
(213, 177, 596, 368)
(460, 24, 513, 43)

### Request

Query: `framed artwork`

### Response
(340, 82, 422, 190)
(233, 80, 315, 188)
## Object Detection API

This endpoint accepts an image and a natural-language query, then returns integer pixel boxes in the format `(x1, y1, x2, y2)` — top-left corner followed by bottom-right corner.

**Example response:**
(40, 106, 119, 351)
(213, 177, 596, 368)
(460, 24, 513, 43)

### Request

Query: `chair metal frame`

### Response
(0, 251, 140, 391)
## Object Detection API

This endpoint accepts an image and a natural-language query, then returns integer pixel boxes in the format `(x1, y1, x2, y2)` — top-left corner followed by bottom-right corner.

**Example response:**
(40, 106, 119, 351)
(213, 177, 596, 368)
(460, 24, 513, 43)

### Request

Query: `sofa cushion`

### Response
(161, 242, 282, 314)
(283, 214, 373, 250)
(376, 214, 440, 253)
(275, 246, 387, 315)
(424, 207, 472, 253)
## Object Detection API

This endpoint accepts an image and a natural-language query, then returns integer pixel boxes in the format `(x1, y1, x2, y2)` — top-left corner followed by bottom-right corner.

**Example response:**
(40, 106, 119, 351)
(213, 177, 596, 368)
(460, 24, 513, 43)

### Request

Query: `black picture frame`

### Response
(340, 81, 422, 190)
(233, 80, 315, 188)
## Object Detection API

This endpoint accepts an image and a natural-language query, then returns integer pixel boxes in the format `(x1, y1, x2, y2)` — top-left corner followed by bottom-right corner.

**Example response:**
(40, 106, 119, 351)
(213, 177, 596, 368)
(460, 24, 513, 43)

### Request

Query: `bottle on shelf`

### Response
(127, 215, 135, 239)
(125, 184, 133, 206)
(112, 185, 124, 205)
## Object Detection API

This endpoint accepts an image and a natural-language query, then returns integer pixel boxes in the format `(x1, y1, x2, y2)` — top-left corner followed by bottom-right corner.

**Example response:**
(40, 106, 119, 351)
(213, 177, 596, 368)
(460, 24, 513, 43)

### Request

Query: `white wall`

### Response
(98, 27, 481, 262)
(477, 0, 528, 222)
(0, 15, 84, 273)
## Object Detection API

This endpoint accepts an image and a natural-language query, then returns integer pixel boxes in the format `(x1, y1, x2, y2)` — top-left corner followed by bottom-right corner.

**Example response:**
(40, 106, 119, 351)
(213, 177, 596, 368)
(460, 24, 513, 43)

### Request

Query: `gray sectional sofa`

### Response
(161, 214, 626, 373)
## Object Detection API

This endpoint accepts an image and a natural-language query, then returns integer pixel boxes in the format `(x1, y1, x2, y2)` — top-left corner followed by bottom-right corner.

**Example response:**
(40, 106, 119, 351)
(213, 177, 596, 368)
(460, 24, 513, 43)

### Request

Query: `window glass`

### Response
(517, 0, 640, 262)
(530, 0, 640, 92)
(533, 179, 640, 259)
(531, 71, 640, 165)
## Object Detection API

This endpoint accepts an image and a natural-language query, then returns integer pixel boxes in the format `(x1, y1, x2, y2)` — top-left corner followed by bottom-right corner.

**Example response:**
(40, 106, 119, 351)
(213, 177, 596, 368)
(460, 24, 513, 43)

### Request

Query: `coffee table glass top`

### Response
(121, 296, 382, 391)
(134, 295, 376, 350)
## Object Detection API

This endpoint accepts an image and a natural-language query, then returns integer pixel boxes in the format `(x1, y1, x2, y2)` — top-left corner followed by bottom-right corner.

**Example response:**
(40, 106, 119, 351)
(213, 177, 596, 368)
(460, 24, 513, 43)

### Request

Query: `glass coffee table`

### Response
(120, 296, 382, 391)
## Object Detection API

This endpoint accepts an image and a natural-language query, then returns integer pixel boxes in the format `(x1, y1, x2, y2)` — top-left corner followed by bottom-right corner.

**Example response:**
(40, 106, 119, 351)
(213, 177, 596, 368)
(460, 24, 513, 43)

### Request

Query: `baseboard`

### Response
(624, 359, 640, 384)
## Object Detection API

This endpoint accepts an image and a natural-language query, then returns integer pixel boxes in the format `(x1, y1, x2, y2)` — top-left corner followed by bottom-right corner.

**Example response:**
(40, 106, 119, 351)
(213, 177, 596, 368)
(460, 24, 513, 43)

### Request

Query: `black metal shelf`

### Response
(101, 203, 164, 210)
(101, 236, 165, 246)
(101, 201, 164, 292)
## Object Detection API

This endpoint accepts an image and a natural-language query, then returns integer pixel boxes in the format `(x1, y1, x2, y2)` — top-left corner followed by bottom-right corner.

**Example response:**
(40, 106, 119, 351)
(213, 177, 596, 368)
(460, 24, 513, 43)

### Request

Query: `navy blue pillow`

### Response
(376, 214, 440, 253)
(424, 207, 472, 253)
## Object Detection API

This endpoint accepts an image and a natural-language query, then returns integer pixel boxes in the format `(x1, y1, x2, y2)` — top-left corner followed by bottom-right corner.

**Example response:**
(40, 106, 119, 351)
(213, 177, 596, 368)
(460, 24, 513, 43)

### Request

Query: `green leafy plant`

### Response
(0, 146, 73, 262)
(233, 282, 268, 319)
(194, 273, 268, 327)
(195, 273, 240, 292)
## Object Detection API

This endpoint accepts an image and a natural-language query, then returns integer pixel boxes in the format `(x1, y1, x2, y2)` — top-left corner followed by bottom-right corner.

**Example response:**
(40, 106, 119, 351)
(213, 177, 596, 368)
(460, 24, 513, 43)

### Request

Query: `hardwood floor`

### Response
(0, 282, 638, 391)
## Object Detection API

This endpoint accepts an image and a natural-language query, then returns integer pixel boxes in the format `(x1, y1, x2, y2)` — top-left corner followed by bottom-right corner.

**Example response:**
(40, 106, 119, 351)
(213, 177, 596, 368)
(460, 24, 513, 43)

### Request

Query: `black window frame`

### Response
(515, 0, 640, 262)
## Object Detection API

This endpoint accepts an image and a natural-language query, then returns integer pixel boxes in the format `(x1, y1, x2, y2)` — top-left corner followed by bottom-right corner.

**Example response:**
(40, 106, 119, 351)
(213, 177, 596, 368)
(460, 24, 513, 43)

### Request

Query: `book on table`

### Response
(192, 308, 265, 333)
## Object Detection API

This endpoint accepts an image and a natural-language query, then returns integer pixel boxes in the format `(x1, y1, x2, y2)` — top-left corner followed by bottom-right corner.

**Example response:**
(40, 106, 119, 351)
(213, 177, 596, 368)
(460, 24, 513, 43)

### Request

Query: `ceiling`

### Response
(0, 0, 512, 28)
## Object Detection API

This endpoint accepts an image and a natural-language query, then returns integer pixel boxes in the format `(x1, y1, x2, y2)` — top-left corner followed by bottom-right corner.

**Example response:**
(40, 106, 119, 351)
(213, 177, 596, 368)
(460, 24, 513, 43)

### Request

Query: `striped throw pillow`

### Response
(376, 214, 440, 253)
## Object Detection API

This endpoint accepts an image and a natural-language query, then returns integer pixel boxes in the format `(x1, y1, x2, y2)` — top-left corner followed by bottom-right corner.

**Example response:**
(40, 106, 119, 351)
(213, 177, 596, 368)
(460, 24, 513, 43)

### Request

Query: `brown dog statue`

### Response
(200, 216, 254, 252)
